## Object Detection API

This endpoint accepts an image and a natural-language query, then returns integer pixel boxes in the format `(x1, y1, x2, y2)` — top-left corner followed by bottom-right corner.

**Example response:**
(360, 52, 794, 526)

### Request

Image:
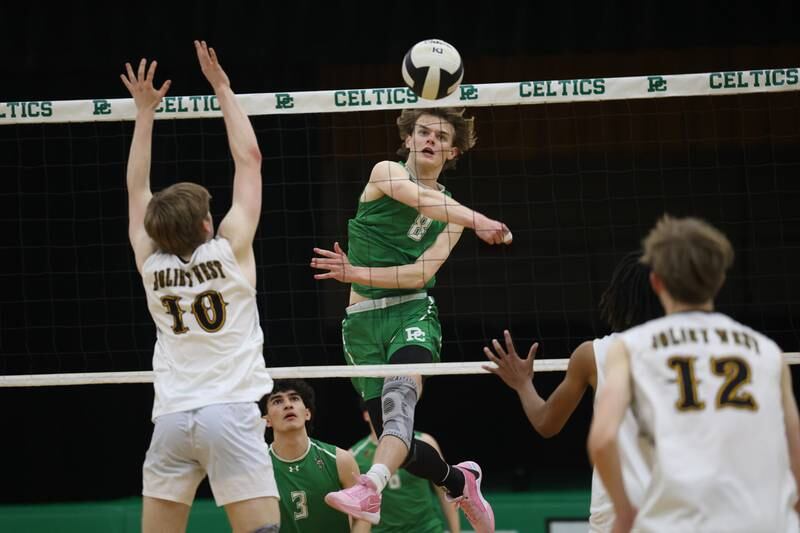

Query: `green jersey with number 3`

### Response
(351, 433, 445, 533)
(348, 167, 452, 300)
(270, 438, 350, 533)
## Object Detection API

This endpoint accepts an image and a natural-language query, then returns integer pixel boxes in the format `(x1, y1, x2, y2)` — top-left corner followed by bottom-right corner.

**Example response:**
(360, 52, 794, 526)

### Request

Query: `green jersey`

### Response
(350, 434, 445, 533)
(347, 174, 451, 300)
(270, 438, 350, 533)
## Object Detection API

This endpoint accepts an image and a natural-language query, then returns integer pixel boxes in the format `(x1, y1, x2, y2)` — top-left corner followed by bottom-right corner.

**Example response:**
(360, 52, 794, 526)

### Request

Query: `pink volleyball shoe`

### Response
(324, 474, 382, 525)
(447, 461, 495, 533)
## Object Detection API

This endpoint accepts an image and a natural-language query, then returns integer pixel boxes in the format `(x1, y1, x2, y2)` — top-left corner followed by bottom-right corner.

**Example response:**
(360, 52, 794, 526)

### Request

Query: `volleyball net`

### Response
(2, 68, 800, 387)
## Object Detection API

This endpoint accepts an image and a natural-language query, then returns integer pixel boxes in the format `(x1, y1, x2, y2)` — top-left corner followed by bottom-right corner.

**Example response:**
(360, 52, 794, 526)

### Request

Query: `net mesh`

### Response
(2, 75, 800, 384)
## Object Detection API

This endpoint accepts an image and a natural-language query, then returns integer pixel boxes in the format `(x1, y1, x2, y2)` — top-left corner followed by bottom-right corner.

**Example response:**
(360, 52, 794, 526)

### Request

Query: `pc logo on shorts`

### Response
(405, 327, 426, 342)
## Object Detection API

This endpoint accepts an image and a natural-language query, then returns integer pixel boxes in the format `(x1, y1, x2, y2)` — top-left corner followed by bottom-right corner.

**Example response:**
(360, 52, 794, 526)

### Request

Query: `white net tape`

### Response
(2, 354, 799, 387)
(1, 68, 798, 125)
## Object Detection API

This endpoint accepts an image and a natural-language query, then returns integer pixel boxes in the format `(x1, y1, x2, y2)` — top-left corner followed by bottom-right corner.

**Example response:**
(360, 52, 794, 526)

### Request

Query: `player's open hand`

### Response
(120, 58, 171, 113)
(474, 213, 512, 245)
(482, 330, 537, 392)
(311, 242, 352, 283)
(195, 40, 230, 91)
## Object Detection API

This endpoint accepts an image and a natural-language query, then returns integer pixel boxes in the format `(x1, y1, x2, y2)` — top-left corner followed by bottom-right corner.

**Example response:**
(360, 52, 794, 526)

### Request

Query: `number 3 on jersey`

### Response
(291, 490, 308, 520)
(160, 290, 228, 334)
(668, 355, 758, 412)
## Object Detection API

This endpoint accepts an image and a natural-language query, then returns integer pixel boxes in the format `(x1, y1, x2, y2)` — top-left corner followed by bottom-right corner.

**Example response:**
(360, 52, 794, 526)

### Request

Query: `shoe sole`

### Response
(457, 461, 495, 533)
(324, 493, 381, 525)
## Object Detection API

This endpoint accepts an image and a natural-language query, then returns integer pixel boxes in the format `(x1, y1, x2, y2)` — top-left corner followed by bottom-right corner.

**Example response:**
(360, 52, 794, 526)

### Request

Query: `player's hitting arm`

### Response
(311, 223, 463, 289)
(780, 362, 800, 513)
(120, 59, 171, 272)
(418, 433, 461, 533)
(484, 335, 594, 438)
(369, 161, 510, 245)
(335, 448, 372, 532)
(587, 339, 636, 525)
(194, 40, 263, 260)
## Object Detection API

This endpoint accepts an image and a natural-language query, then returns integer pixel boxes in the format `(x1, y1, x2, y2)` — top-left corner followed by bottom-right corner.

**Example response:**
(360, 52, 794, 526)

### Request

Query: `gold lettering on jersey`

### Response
(212, 260, 226, 278)
(651, 328, 710, 349)
(198, 262, 213, 280)
(652, 327, 759, 355)
(192, 265, 205, 283)
(668, 328, 685, 345)
(165, 268, 177, 287)
(152, 261, 227, 291)
(715, 328, 760, 354)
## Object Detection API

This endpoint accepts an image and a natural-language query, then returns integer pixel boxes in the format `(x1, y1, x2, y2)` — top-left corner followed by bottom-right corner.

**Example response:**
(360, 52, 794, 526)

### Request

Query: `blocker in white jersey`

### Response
(622, 311, 798, 532)
(123, 41, 280, 531)
(588, 334, 651, 533)
(143, 237, 272, 419)
(484, 250, 662, 533)
(589, 215, 800, 533)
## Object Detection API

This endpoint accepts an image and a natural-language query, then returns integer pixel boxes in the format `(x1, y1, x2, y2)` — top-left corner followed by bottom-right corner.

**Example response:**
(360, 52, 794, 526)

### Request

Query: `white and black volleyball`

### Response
(401, 39, 464, 100)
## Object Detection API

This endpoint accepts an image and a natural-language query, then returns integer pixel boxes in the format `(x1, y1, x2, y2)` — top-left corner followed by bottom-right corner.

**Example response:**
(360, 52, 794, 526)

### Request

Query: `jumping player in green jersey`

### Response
(263, 380, 370, 533)
(312, 108, 509, 533)
(350, 402, 460, 533)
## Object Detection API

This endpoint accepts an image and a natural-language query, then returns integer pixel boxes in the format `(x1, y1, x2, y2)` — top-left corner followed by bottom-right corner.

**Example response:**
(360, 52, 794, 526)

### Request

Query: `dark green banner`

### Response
(0, 491, 589, 533)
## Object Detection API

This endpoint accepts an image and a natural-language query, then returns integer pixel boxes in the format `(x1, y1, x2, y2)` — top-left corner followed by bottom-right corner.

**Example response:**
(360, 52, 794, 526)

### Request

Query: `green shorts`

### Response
(341, 293, 442, 401)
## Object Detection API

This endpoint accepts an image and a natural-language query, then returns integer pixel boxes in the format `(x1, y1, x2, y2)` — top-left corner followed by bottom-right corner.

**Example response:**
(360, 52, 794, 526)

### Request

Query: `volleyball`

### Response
(401, 39, 464, 100)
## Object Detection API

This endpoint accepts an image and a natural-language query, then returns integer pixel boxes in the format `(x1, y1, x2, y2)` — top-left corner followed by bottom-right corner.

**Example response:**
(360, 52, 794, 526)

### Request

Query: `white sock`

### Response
(365, 464, 391, 493)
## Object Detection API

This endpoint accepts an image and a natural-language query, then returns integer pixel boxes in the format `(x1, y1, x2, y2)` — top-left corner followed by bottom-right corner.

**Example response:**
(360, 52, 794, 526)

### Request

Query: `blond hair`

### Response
(144, 182, 211, 257)
(641, 215, 734, 304)
(396, 108, 476, 170)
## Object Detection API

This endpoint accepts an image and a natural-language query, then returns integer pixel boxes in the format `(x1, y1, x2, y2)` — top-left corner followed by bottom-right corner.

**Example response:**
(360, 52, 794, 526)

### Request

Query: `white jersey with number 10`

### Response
(142, 237, 272, 420)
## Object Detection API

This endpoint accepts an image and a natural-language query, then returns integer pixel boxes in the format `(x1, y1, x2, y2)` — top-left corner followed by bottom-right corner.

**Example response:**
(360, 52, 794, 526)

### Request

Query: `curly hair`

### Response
(599, 251, 662, 332)
(396, 107, 476, 170)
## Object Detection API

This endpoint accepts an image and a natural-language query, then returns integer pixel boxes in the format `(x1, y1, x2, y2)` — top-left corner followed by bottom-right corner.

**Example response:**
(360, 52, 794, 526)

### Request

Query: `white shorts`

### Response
(142, 402, 279, 506)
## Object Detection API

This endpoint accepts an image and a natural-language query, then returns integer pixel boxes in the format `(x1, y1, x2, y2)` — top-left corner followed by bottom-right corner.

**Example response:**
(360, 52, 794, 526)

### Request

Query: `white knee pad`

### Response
(381, 376, 418, 449)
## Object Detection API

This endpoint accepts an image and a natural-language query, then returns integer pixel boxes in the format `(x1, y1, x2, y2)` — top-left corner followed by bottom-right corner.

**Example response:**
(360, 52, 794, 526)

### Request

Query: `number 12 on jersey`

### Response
(668, 355, 758, 412)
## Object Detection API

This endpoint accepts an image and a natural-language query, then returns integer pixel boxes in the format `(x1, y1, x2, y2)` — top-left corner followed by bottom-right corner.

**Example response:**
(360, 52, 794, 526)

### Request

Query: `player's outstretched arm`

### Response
(780, 362, 800, 514)
(195, 40, 263, 264)
(417, 433, 460, 533)
(335, 448, 372, 532)
(368, 161, 511, 245)
(588, 339, 636, 532)
(311, 223, 464, 288)
(120, 58, 171, 272)
(483, 335, 595, 438)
